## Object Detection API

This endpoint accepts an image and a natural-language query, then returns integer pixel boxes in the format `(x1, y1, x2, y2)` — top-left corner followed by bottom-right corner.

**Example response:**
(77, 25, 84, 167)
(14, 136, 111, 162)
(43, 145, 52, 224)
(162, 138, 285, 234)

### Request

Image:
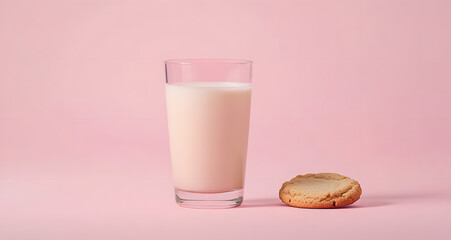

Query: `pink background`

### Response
(1, 0, 450, 239)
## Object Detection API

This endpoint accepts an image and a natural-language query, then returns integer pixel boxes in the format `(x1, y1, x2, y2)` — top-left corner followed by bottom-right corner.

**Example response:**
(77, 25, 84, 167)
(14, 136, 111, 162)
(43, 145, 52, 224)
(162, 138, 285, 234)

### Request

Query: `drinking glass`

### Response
(165, 59, 252, 208)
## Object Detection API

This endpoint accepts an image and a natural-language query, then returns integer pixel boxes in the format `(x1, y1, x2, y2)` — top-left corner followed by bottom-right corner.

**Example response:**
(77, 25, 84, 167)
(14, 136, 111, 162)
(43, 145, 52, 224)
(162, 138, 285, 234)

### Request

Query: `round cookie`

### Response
(279, 173, 362, 208)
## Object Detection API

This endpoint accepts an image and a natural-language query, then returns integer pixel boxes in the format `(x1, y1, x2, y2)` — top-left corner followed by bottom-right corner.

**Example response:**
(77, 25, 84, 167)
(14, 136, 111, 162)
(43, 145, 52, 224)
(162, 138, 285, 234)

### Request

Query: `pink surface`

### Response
(1, 0, 451, 239)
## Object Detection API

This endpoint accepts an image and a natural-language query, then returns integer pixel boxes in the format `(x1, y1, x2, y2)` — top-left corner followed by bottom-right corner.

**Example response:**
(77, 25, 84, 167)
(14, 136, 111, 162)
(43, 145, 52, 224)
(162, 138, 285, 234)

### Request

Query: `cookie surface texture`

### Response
(279, 173, 362, 208)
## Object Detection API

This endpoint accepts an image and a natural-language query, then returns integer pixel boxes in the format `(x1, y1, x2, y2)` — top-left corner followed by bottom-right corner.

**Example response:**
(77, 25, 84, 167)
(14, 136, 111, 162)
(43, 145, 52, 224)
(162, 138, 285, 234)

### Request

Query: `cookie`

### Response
(279, 173, 362, 208)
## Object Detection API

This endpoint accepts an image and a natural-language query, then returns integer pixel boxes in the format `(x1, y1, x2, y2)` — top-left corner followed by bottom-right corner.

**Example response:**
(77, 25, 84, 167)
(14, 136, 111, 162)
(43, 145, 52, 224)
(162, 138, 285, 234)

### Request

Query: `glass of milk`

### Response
(165, 59, 252, 208)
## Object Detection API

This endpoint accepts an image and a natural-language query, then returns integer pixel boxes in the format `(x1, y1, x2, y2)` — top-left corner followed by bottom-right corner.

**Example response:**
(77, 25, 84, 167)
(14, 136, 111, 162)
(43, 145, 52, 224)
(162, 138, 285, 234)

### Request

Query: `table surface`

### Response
(1, 150, 450, 240)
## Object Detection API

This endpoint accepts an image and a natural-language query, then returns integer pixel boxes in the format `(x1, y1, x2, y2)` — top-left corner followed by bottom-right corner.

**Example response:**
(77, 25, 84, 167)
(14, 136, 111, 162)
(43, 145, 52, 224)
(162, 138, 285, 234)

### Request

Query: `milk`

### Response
(165, 82, 252, 193)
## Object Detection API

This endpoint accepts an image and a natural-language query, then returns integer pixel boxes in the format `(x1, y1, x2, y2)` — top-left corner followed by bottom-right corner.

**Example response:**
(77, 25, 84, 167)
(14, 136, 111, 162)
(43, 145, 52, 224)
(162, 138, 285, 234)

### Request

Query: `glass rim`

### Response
(165, 59, 252, 65)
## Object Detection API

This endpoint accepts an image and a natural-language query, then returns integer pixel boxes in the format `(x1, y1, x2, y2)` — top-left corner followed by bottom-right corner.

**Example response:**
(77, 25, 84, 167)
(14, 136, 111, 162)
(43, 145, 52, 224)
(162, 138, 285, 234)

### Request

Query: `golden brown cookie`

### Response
(279, 173, 362, 208)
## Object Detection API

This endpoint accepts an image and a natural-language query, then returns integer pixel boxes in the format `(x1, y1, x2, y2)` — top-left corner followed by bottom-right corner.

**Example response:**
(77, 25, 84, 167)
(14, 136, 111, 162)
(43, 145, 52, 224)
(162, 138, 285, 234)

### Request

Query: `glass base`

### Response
(175, 188, 243, 209)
